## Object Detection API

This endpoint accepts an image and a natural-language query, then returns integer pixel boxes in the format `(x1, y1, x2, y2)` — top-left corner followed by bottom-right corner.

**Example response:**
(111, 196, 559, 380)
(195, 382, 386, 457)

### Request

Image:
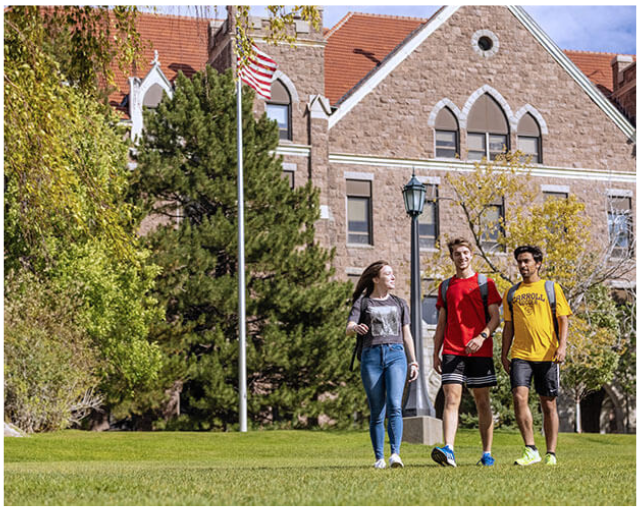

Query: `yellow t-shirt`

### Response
(503, 280, 572, 362)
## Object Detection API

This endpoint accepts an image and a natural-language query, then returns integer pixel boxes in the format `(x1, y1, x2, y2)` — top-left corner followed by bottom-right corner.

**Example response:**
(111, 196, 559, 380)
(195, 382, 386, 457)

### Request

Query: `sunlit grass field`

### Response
(4, 429, 635, 505)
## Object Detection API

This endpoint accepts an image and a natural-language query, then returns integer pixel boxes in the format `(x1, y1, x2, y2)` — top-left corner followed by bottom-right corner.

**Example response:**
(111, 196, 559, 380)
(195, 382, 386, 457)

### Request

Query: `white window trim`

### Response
(541, 184, 570, 194)
(344, 171, 374, 181)
(129, 52, 173, 142)
(272, 70, 299, 103)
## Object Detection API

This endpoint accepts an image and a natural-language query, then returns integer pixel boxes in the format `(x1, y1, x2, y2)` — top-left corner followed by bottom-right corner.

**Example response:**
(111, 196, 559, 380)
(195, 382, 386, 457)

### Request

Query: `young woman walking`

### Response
(347, 260, 419, 468)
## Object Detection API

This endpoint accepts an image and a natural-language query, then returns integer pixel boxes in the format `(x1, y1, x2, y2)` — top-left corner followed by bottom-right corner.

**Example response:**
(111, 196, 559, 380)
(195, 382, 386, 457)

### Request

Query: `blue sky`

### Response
(146, 5, 636, 55)
(318, 5, 636, 54)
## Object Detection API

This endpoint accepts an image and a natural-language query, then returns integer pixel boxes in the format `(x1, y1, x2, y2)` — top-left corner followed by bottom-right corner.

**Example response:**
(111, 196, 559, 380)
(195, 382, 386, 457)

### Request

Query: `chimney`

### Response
(611, 54, 634, 92)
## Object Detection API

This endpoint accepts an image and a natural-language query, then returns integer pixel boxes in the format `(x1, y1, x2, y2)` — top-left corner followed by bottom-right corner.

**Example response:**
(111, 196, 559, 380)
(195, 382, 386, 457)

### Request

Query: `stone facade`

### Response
(129, 6, 636, 433)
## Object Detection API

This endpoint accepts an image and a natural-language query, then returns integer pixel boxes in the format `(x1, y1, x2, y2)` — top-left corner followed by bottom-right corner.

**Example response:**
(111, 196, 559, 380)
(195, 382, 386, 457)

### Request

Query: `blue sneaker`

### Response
(431, 445, 457, 467)
(477, 452, 495, 466)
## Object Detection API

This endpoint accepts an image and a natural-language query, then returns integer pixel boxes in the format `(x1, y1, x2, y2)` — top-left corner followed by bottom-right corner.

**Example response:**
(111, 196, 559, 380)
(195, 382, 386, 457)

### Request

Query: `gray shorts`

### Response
(510, 358, 559, 397)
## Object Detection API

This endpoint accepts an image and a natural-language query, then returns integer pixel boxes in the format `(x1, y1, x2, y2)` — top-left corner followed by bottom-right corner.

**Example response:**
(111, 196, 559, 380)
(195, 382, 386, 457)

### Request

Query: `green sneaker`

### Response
(544, 453, 557, 466)
(514, 446, 541, 466)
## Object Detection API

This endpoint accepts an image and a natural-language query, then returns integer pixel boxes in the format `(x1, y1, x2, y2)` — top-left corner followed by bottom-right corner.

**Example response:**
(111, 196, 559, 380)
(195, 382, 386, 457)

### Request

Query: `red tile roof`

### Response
(324, 12, 427, 105)
(105, 10, 636, 115)
(109, 11, 215, 117)
(563, 50, 635, 95)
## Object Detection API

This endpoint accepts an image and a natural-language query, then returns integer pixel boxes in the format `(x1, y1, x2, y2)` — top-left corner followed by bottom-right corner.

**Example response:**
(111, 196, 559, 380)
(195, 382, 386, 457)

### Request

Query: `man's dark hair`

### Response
(514, 245, 543, 263)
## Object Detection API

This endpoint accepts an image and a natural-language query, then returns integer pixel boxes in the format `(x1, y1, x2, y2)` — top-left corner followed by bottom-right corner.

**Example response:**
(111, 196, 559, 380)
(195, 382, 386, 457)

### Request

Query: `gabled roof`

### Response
(326, 5, 635, 139)
(324, 12, 427, 105)
(109, 11, 214, 117)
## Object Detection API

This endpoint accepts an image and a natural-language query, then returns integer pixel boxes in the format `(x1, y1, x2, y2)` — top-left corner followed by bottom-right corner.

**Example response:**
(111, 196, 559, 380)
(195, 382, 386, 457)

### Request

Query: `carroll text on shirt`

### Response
(513, 293, 546, 307)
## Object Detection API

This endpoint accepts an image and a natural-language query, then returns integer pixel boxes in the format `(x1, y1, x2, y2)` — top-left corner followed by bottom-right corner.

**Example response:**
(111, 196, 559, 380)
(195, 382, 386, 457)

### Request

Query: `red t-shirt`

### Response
(436, 274, 502, 357)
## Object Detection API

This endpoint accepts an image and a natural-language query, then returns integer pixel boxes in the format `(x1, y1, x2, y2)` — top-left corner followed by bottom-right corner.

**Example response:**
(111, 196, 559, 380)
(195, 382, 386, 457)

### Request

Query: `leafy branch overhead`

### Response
(235, 5, 321, 69)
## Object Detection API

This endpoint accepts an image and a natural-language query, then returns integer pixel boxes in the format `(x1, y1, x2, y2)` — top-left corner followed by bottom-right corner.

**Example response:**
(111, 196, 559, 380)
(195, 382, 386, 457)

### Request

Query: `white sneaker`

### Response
(373, 458, 386, 469)
(389, 453, 404, 468)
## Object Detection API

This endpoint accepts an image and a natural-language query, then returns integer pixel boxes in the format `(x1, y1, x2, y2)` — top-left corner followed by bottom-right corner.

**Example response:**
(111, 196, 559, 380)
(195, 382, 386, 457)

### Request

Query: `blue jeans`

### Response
(360, 343, 408, 460)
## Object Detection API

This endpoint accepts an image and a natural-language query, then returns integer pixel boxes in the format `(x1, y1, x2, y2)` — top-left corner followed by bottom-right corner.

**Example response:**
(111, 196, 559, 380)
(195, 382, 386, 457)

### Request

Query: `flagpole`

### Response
(236, 61, 248, 433)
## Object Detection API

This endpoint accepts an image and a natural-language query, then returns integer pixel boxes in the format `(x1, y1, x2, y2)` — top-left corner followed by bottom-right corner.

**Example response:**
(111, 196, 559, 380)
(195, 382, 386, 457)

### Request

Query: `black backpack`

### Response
(506, 280, 559, 340)
(349, 294, 404, 371)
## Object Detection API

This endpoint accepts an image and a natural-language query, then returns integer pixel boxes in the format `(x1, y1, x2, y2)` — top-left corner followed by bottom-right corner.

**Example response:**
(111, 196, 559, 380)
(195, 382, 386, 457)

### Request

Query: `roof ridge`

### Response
(334, 6, 446, 106)
(563, 48, 635, 57)
(340, 11, 429, 22)
(324, 11, 355, 40)
(136, 9, 221, 22)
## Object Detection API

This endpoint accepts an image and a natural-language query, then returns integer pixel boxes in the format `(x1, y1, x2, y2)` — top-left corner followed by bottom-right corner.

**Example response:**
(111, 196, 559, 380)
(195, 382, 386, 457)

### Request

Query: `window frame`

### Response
(480, 198, 505, 252)
(467, 132, 509, 161)
(608, 196, 634, 258)
(266, 79, 292, 141)
(418, 185, 439, 250)
(346, 179, 373, 246)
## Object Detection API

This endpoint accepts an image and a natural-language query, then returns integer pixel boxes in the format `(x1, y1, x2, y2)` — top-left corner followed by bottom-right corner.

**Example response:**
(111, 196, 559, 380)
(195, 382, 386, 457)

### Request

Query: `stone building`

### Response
(110, 6, 636, 433)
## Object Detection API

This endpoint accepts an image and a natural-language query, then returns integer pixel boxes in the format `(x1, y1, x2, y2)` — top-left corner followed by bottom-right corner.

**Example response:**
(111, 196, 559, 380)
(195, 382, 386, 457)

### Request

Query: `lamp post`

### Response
(402, 171, 436, 418)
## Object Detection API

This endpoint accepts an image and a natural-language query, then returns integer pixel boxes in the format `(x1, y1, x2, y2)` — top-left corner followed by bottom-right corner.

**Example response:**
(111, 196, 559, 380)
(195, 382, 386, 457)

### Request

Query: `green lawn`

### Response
(4, 429, 635, 505)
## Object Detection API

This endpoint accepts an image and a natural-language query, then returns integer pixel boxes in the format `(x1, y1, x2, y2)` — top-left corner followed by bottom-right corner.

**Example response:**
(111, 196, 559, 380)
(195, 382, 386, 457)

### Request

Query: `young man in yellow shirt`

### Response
(501, 245, 571, 466)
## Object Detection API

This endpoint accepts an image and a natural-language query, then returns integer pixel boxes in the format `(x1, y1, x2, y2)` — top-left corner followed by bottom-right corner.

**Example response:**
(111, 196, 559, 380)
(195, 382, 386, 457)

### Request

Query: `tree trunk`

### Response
(575, 397, 582, 433)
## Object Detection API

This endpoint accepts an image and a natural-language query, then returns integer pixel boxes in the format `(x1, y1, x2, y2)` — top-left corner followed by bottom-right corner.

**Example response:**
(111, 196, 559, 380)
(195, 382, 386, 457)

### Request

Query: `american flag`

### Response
(237, 41, 278, 100)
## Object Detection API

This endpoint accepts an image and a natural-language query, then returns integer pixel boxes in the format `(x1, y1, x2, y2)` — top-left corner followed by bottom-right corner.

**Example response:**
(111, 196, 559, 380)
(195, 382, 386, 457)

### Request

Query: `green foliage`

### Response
(130, 67, 366, 429)
(4, 270, 100, 433)
(4, 430, 636, 505)
(236, 5, 322, 66)
(48, 239, 164, 404)
(4, 6, 140, 267)
(4, 6, 164, 430)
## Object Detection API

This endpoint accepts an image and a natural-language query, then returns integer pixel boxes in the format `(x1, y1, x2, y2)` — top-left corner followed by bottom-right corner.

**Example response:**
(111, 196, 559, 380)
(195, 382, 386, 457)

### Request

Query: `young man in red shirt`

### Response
(431, 238, 501, 467)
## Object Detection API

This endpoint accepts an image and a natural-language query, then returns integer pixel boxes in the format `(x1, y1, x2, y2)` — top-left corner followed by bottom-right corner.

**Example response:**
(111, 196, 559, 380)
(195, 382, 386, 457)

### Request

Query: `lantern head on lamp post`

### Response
(403, 173, 427, 218)
(401, 171, 435, 417)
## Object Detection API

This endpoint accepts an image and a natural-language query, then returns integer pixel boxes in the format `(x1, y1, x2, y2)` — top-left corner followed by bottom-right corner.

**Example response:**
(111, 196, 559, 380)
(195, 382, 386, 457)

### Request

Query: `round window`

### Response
(478, 36, 493, 52)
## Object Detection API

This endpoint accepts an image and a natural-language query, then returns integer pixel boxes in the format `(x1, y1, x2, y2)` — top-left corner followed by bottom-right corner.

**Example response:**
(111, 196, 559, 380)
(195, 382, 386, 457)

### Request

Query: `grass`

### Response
(4, 428, 635, 505)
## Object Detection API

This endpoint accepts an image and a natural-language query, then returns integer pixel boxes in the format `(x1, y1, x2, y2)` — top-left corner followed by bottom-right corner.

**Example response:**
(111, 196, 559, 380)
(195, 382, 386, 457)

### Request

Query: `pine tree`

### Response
(130, 67, 366, 430)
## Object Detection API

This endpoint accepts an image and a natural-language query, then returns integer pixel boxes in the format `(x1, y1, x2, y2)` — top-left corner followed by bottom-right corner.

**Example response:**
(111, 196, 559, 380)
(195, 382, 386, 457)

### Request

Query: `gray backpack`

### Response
(506, 280, 558, 340)
(441, 273, 490, 324)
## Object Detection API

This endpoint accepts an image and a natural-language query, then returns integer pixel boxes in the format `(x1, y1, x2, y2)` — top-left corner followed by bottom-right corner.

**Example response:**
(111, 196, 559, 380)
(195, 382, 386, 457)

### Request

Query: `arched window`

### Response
(143, 83, 165, 108)
(467, 93, 509, 161)
(517, 113, 542, 163)
(435, 108, 459, 158)
(266, 79, 292, 141)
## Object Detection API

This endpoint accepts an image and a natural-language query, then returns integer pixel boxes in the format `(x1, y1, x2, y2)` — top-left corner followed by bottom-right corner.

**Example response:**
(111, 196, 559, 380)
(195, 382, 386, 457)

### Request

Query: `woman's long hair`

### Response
(351, 260, 390, 304)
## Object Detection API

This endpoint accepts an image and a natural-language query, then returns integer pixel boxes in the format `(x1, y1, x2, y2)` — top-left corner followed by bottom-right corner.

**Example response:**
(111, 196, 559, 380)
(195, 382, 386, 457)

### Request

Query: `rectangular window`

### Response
(489, 134, 508, 161)
(419, 185, 439, 249)
(608, 196, 633, 258)
(435, 130, 457, 158)
(543, 191, 568, 201)
(347, 179, 372, 245)
(282, 170, 294, 189)
(469, 133, 508, 161)
(266, 103, 290, 140)
(421, 279, 439, 326)
(467, 132, 485, 161)
(481, 200, 505, 252)
(347, 274, 361, 286)
(518, 136, 541, 163)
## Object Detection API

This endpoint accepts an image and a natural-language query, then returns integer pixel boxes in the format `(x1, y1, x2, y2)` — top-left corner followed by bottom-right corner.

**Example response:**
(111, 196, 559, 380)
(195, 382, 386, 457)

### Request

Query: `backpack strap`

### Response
(441, 277, 452, 319)
(544, 280, 559, 342)
(506, 282, 521, 321)
(477, 273, 490, 324)
(349, 296, 368, 371)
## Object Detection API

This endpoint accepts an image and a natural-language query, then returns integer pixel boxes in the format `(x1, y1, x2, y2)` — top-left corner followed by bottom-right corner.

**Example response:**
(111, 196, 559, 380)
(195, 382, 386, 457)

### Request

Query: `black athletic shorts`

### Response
(510, 358, 559, 397)
(441, 354, 497, 388)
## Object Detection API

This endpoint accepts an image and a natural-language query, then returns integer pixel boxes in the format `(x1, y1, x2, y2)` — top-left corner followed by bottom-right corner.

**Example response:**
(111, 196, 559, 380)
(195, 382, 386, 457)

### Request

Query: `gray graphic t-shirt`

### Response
(348, 295, 410, 349)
